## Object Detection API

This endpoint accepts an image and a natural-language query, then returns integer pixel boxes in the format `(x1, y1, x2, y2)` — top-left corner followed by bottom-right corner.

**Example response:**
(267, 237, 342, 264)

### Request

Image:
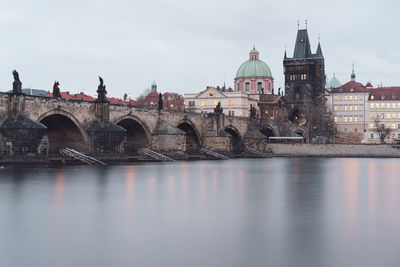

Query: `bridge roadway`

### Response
(0, 93, 279, 162)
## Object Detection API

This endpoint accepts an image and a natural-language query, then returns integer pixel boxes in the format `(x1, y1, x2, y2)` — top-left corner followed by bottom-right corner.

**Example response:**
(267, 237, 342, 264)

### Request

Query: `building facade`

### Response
(184, 86, 258, 117)
(366, 87, 400, 143)
(330, 79, 370, 142)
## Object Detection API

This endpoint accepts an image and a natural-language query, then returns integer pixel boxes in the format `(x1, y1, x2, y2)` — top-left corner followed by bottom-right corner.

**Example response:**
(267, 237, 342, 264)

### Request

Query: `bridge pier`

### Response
(151, 120, 186, 158)
(243, 119, 269, 153)
(0, 94, 49, 162)
(88, 102, 127, 156)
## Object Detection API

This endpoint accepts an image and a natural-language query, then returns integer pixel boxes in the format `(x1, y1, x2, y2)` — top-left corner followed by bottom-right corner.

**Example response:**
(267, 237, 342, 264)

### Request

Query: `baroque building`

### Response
(283, 27, 327, 141)
(234, 47, 274, 98)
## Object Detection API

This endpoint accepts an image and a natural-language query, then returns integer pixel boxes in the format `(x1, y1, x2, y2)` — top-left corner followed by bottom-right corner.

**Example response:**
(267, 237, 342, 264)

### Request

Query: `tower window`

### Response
(245, 83, 250, 91)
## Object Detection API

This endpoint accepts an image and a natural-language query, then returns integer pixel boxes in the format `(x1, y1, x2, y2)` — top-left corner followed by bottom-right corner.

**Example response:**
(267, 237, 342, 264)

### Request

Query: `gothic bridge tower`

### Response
(283, 27, 326, 141)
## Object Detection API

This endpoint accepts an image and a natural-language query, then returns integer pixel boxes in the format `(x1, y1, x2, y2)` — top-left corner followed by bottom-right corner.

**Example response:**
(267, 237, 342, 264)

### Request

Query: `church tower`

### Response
(283, 26, 327, 141)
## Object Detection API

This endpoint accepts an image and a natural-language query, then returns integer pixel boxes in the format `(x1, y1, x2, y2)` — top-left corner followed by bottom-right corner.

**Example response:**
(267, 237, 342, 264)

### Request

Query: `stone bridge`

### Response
(0, 92, 279, 161)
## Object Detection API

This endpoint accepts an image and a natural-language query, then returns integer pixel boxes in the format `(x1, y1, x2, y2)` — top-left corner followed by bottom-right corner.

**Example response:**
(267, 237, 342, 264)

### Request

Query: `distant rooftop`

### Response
(6, 88, 48, 96)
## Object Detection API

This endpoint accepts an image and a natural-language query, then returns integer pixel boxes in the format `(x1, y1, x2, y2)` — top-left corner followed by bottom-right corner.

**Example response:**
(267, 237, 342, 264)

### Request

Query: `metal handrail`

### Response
(199, 148, 230, 160)
(138, 148, 176, 162)
(60, 148, 107, 166)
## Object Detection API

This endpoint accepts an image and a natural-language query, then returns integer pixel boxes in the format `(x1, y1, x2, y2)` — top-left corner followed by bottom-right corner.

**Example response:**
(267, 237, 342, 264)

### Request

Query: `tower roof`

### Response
(293, 29, 312, 59)
(326, 74, 342, 89)
(316, 42, 323, 57)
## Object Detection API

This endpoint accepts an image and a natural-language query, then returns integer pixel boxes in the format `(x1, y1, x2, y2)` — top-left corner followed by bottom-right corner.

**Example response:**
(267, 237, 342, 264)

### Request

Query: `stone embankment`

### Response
(268, 144, 400, 158)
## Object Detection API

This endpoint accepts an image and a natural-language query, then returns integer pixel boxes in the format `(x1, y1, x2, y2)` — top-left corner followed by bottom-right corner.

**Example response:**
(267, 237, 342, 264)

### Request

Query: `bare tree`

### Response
(374, 117, 391, 144)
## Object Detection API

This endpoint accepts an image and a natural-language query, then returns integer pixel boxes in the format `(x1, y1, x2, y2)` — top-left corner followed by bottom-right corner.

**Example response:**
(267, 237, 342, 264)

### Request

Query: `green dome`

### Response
(326, 74, 342, 89)
(235, 59, 272, 79)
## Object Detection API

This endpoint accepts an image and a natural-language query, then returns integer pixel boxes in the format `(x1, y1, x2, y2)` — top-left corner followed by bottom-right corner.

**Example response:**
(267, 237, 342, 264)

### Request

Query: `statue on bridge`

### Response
(250, 104, 257, 119)
(214, 102, 223, 114)
(53, 81, 61, 98)
(158, 93, 163, 111)
(12, 70, 22, 95)
(96, 76, 108, 103)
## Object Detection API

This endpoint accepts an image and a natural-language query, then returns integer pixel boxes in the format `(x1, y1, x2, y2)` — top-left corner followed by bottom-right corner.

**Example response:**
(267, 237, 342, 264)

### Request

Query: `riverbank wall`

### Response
(268, 144, 400, 157)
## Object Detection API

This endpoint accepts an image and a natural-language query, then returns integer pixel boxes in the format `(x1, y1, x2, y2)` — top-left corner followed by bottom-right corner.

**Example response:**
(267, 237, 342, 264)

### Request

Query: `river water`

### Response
(1, 158, 400, 267)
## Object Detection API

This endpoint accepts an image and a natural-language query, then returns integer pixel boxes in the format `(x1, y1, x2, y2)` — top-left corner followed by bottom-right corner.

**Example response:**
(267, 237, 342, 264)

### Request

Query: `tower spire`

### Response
(351, 62, 356, 82)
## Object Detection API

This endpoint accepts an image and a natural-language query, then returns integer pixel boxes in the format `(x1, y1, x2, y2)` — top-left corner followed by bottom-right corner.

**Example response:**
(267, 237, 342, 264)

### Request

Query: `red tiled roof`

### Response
(332, 81, 370, 93)
(74, 93, 95, 101)
(368, 87, 400, 101)
(365, 82, 373, 88)
(107, 97, 125, 105)
(146, 91, 159, 97)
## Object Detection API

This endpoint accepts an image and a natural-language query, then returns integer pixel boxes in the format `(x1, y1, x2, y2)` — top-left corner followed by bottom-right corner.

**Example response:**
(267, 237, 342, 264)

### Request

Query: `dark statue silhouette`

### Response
(250, 104, 257, 119)
(12, 70, 22, 95)
(53, 81, 61, 98)
(214, 102, 223, 114)
(158, 93, 163, 111)
(96, 76, 108, 103)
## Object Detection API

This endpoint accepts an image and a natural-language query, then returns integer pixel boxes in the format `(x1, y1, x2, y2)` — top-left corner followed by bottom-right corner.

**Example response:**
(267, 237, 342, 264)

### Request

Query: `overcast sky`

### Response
(1, 0, 399, 98)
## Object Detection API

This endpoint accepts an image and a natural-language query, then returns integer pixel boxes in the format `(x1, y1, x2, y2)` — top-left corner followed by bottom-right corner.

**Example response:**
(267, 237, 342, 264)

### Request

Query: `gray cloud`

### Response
(1, 0, 399, 97)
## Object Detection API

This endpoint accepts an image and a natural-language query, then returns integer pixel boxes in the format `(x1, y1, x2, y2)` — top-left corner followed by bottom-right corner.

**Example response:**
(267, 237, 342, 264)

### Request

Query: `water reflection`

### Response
(1, 158, 400, 267)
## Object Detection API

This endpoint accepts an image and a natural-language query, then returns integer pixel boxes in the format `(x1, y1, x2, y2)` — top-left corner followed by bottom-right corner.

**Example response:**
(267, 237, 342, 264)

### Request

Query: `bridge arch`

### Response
(114, 115, 151, 154)
(37, 109, 88, 154)
(177, 119, 201, 152)
(261, 126, 277, 138)
(224, 125, 244, 153)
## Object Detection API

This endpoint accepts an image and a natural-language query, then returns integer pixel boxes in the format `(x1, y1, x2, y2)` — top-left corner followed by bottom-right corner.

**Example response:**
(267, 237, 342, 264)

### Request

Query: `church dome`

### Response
(235, 47, 272, 79)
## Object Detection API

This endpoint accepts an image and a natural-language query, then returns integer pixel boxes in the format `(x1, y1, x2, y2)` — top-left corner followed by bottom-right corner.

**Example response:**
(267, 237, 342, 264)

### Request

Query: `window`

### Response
(189, 101, 195, 107)
(344, 95, 348, 101)
(349, 105, 353, 111)
(354, 116, 358, 122)
(334, 105, 338, 111)
(334, 95, 338, 101)
(228, 100, 235, 106)
(371, 95, 375, 100)
(398, 124, 400, 129)
(355, 128, 358, 133)
(381, 113, 385, 119)
(387, 103, 391, 109)
(393, 113, 396, 119)
(393, 103, 396, 108)
(387, 113, 391, 119)
(214, 100, 218, 106)
(344, 105, 348, 111)
(334, 117, 338, 122)
(376, 103, 380, 109)
(398, 103, 400, 109)
(257, 82, 262, 91)
(381, 103, 385, 109)
(350, 95, 353, 101)
(386, 124, 390, 129)
(201, 101, 208, 106)
(370, 113, 374, 119)
(237, 83, 240, 90)
(245, 83, 250, 91)
(300, 74, 307, 80)
(371, 133, 374, 138)
(392, 124, 396, 129)
(344, 116, 348, 122)
(354, 105, 358, 111)
(349, 117, 353, 122)
(355, 95, 358, 100)
(370, 103, 374, 109)
(370, 124, 374, 129)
